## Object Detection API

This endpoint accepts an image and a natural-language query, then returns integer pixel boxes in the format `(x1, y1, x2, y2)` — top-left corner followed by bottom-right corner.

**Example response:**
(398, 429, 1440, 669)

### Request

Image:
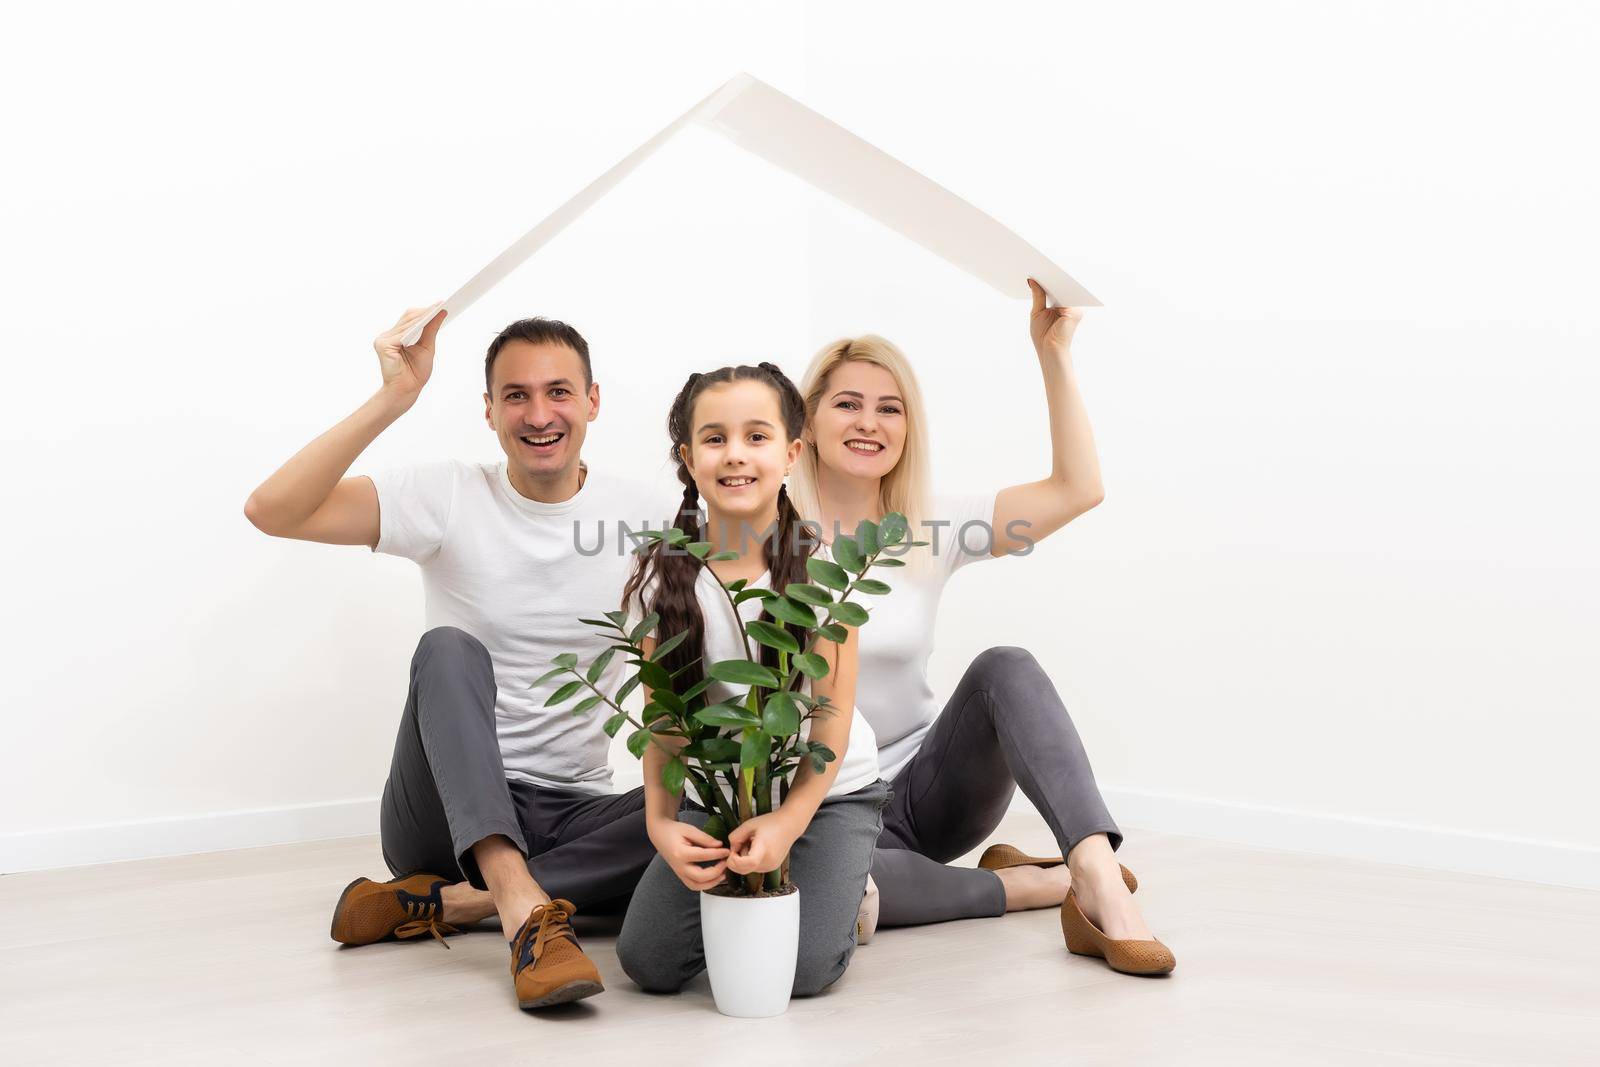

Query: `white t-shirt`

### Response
(370, 460, 678, 794)
(627, 565, 881, 805)
(821, 491, 999, 783)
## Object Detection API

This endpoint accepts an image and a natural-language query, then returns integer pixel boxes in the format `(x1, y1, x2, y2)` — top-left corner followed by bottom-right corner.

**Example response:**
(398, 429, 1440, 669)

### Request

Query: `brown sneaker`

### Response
(508, 899, 605, 1009)
(978, 842, 1139, 894)
(330, 873, 460, 948)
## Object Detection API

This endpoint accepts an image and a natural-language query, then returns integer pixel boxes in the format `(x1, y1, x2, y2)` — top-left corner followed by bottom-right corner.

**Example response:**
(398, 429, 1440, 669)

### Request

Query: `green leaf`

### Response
(663, 527, 689, 546)
(571, 694, 603, 717)
(783, 582, 833, 606)
(651, 689, 685, 716)
(762, 690, 802, 735)
(807, 557, 850, 591)
(578, 617, 618, 631)
(741, 731, 767, 771)
(604, 610, 630, 628)
(683, 737, 741, 763)
(638, 659, 672, 691)
(628, 612, 660, 645)
(680, 677, 712, 703)
(527, 665, 569, 689)
(763, 595, 817, 628)
(809, 742, 837, 763)
(724, 578, 749, 594)
(833, 534, 866, 574)
(686, 541, 714, 559)
(827, 601, 869, 626)
(879, 512, 909, 546)
(809, 754, 827, 774)
(602, 712, 628, 737)
(552, 653, 579, 670)
(707, 659, 781, 688)
(626, 728, 652, 759)
(544, 680, 585, 706)
(816, 623, 849, 643)
(853, 578, 891, 595)
(734, 586, 777, 604)
(585, 647, 618, 684)
(854, 519, 881, 555)
(662, 757, 687, 795)
(701, 813, 729, 843)
(649, 628, 689, 662)
(708, 551, 740, 562)
(615, 674, 642, 704)
(746, 620, 800, 654)
(641, 701, 673, 727)
(793, 652, 829, 680)
(872, 557, 906, 568)
(695, 703, 761, 727)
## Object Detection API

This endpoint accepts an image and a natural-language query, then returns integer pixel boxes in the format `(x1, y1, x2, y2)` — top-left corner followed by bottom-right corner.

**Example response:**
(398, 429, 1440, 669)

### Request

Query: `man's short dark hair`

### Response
(484, 318, 592, 392)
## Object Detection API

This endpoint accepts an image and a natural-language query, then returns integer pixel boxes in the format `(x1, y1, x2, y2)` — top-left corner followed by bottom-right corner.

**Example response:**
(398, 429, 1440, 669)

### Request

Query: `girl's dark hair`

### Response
(622, 362, 815, 687)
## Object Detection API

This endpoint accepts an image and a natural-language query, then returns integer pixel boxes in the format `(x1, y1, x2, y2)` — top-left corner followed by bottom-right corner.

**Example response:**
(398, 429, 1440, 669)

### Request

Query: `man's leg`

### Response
(515, 785, 655, 913)
(377, 626, 551, 933)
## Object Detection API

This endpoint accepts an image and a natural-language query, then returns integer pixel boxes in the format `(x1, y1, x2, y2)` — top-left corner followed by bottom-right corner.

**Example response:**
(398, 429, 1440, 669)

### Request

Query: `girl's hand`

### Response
(1027, 278, 1082, 359)
(648, 818, 731, 892)
(726, 812, 804, 876)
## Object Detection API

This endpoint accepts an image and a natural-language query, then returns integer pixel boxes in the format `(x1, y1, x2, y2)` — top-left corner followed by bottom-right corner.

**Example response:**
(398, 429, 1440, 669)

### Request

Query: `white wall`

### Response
(4, 2, 1596, 886)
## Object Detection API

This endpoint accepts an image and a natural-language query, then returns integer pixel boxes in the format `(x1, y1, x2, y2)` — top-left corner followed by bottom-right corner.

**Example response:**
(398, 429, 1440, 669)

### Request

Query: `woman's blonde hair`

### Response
(790, 335, 933, 565)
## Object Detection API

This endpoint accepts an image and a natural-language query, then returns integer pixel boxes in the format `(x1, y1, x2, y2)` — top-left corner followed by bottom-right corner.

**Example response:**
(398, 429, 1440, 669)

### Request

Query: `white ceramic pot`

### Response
(699, 886, 800, 1018)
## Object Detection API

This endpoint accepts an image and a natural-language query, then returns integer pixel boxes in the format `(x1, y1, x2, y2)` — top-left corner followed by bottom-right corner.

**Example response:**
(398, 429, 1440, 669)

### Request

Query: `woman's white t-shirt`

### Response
(629, 565, 881, 805)
(817, 491, 998, 783)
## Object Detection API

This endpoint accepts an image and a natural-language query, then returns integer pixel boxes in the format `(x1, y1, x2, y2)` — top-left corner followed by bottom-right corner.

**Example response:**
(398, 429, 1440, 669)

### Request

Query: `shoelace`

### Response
(394, 897, 460, 949)
(513, 899, 577, 972)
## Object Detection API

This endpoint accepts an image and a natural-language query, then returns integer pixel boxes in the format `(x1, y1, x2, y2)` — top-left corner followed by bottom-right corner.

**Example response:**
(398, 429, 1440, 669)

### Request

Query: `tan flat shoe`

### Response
(978, 842, 1139, 894)
(1060, 887, 1175, 976)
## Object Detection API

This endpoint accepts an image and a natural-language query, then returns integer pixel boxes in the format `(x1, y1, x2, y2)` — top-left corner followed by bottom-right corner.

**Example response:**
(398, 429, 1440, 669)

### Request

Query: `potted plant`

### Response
(536, 513, 923, 1016)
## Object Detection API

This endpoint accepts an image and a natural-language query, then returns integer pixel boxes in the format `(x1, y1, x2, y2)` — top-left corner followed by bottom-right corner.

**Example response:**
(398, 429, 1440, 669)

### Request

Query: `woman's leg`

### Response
(871, 645, 1122, 926)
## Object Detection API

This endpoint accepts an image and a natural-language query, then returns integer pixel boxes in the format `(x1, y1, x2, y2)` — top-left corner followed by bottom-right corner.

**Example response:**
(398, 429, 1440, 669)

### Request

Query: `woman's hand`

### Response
(648, 817, 731, 891)
(373, 304, 446, 402)
(726, 812, 805, 876)
(1027, 278, 1082, 359)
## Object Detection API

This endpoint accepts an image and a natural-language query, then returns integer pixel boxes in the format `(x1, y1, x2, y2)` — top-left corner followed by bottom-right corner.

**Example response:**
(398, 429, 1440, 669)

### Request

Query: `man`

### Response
(244, 305, 689, 1010)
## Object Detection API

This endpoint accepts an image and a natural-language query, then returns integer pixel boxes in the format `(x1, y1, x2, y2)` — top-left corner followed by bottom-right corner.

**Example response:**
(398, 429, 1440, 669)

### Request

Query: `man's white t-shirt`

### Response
(628, 565, 881, 805)
(822, 491, 999, 783)
(370, 460, 677, 795)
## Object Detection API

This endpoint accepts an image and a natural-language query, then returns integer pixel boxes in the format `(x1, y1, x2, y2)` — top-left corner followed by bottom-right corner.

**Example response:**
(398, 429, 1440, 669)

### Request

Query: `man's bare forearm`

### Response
(245, 386, 415, 533)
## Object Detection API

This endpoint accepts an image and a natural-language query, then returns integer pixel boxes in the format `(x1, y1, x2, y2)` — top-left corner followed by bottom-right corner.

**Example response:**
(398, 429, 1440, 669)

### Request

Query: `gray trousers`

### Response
(872, 645, 1123, 927)
(616, 777, 891, 997)
(378, 626, 657, 914)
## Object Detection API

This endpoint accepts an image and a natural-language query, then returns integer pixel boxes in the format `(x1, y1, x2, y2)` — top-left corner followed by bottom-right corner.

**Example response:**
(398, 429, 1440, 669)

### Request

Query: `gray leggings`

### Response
(872, 645, 1123, 927)
(617, 778, 891, 997)
(378, 626, 659, 914)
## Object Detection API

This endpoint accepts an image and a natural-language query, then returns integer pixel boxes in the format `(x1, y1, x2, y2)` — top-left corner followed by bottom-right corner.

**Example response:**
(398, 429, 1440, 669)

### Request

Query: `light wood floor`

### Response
(4, 809, 1597, 1066)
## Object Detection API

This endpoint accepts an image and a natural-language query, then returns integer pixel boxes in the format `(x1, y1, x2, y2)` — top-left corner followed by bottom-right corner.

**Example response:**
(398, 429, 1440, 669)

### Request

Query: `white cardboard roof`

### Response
(404, 73, 1096, 345)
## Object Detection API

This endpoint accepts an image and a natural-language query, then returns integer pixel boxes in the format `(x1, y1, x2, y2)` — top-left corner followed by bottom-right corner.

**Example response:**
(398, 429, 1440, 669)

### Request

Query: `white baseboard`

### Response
(8, 784, 1598, 891)
(1011, 786, 1600, 891)
(1, 798, 381, 875)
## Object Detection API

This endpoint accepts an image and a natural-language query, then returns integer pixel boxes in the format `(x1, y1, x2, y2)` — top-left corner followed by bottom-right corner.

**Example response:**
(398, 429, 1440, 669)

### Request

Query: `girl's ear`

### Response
(785, 437, 804, 471)
(678, 441, 692, 469)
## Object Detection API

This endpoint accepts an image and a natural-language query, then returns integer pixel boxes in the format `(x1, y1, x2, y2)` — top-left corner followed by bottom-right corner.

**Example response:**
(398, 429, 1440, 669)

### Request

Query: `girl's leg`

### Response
(615, 809, 711, 993)
(785, 779, 890, 996)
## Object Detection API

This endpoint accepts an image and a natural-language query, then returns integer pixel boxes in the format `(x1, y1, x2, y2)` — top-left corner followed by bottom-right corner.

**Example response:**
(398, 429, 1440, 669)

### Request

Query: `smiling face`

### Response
(483, 339, 599, 488)
(806, 359, 907, 482)
(680, 379, 804, 535)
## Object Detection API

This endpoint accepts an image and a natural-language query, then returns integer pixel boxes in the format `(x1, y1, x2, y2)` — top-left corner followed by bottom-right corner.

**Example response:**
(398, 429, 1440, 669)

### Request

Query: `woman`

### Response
(615, 362, 890, 997)
(789, 280, 1174, 975)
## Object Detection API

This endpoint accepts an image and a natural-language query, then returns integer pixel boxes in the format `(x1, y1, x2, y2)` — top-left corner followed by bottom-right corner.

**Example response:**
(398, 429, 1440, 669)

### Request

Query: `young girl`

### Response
(789, 281, 1174, 976)
(614, 362, 889, 998)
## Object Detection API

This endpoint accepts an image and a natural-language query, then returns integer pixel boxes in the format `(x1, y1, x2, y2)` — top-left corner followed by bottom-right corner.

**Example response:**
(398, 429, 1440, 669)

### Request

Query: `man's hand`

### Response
(648, 818, 731, 892)
(374, 305, 447, 402)
(1028, 278, 1082, 359)
(726, 812, 804, 876)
